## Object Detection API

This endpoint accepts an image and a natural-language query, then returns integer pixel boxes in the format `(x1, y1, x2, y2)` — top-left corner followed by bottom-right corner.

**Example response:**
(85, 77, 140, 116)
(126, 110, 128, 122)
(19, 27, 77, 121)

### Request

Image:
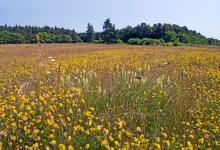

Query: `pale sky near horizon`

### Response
(0, 0, 219, 39)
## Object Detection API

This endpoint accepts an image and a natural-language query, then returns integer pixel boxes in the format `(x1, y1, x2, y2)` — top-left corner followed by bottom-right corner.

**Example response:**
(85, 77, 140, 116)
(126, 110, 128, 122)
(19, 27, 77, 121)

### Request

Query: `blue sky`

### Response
(0, 0, 220, 39)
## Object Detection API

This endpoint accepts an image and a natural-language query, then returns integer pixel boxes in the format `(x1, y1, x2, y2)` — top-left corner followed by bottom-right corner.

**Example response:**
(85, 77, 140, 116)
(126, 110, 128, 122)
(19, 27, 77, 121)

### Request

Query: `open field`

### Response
(0, 44, 220, 149)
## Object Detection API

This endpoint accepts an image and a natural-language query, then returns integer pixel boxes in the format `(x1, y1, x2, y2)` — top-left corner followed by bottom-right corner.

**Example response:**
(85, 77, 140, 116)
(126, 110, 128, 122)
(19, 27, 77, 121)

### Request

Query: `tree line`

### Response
(0, 18, 219, 45)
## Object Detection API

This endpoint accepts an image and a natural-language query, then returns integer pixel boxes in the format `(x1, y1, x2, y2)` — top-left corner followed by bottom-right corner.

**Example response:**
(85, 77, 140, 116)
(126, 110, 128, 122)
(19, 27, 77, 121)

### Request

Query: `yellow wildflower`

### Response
(50, 140, 57, 145)
(85, 144, 90, 149)
(58, 144, 66, 150)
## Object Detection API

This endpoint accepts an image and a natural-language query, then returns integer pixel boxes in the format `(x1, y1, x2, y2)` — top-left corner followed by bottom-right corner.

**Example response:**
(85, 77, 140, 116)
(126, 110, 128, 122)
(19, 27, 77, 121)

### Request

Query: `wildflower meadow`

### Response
(0, 44, 219, 150)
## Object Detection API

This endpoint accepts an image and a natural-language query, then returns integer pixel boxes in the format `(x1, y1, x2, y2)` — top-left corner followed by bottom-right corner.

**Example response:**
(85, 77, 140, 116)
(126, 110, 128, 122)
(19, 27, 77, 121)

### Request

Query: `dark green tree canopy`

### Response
(102, 18, 119, 44)
(0, 20, 219, 45)
(86, 23, 95, 43)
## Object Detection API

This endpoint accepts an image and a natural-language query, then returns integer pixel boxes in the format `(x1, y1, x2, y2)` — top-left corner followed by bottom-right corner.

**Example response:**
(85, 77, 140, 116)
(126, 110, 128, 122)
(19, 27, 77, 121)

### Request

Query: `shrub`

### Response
(173, 40, 181, 46)
(142, 38, 151, 45)
(115, 39, 123, 44)
(127, 38, 143, 45)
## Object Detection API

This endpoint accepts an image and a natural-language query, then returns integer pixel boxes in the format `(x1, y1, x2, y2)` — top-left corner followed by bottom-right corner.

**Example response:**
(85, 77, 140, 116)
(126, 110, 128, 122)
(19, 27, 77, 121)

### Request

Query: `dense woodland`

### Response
(0, 18, 220, 45)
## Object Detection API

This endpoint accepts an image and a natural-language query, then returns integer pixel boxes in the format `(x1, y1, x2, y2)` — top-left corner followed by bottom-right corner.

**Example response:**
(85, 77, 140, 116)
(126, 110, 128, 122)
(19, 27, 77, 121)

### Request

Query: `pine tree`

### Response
(86, 23, 95, 43)
(102, 18, 118, 44)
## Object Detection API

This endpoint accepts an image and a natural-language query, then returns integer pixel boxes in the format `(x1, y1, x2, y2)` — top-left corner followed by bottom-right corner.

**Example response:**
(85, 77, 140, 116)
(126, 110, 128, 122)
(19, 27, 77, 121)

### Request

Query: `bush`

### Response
(115, 39, 124, 44)
(127, 38, 143, 45)
(143, 38, 162, 45)
(128, 38, 162, 46)
(141, 38, 151, 45)
(159, 39, 165, 44)
(173, 40, 181, 46)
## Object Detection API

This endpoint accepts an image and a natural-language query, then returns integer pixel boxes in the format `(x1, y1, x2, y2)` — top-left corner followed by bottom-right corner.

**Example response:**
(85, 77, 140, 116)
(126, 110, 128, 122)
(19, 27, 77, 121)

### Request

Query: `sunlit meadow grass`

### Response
(0, 44, 220, 149)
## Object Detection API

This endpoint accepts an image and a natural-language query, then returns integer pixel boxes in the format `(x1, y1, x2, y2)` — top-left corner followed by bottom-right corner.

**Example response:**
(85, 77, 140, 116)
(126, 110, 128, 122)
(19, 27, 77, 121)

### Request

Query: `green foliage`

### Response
(37, 32, 55, 43)
(102, 18, 119, 44)
(56, 34, 72, 43)
(95, 32, 103, 42)
(115, 39, 123, 44)
(118, 26, 136, 42)
(177, 32, 209, 45)
(142, 38, 162, 45)
(163, 31, 176, 42)
(0, 30, 24, 44)
(177, 32, 190, 43)
(36, 32, 73, 43)
(72, 33, 81, 43)
(0, 21, 219, 45)
(120, 23, 217, 45)
(173, 40, 181, 46)
(86, 23, 95, 43)
(127, 38, 143, 45)
(208, 38, 220, 45)
(159, 39, 165, 44)
(127, 38, 162, 45)
(24, 34, 36, 44)
(0, 25, 78, 44)
(135, 23, 152, 39)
